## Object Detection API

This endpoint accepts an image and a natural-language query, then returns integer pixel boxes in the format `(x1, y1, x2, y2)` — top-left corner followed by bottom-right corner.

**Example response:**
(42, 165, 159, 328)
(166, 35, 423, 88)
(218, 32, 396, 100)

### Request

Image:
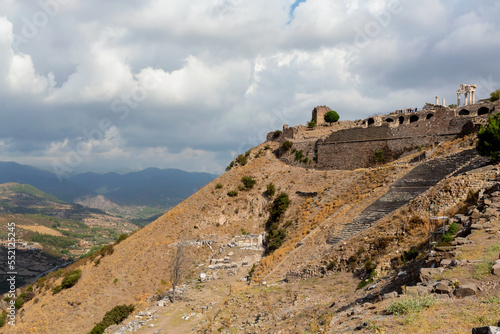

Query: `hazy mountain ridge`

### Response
(0, 162, 217, 209)
(69, 168, 218, 207)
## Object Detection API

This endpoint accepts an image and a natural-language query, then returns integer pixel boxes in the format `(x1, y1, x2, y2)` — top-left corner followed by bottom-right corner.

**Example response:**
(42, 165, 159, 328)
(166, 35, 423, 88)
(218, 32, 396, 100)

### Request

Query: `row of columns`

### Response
(457, 84, 477, 107)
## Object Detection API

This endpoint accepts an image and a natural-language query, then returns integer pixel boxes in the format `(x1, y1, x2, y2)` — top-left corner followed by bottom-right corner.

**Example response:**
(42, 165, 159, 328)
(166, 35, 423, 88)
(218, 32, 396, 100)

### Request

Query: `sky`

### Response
(0, 0, 499, 176)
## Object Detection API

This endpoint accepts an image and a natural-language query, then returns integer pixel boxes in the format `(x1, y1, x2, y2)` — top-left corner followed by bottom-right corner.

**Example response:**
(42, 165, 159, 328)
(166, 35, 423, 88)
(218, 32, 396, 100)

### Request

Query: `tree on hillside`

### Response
(490, 89, 500, 102)
(477, 112, 500, 162)
(169, 245, 190, 303)
(324, 110, 340, 125)
(374, 149, 385, 165)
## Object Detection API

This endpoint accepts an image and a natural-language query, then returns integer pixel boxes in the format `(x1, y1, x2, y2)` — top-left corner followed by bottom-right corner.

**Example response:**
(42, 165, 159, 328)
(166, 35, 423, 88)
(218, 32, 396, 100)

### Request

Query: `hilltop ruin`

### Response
(268, 90, 498, 170)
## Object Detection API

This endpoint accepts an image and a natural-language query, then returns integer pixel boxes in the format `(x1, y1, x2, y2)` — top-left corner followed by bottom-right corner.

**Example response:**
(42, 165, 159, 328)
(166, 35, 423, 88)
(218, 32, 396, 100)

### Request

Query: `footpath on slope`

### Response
(326, 149, 488, 246)
(265, 148, 489, 282)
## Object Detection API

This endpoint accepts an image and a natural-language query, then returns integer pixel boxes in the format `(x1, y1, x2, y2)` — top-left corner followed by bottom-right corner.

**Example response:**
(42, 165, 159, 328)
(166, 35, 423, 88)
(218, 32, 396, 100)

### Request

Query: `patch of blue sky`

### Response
(287, 0, 307, 24)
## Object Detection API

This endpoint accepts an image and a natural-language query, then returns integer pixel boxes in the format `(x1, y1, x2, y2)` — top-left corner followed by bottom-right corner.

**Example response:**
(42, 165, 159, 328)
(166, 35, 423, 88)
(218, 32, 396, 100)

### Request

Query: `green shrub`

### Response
(225, 161, 234, 172)
(0, 311, 7, 328)
(266, 183, 276, 197)
(386, 296, 435, 315)
(115, 233, 129, 244)
(52, 285, 62, 294)
(90, 304, 135, 334)
(294, 150, 304, 162)
(307, 120, 316, 128)
(227, 190, 238, 197)
(248, 264, 256, 276)
(374, 149, 385, 164)
(282, 141, 293, 151)
(265, 193, 291, 254)
(448, 222, 459, 235)
(100, 244, 114, 256)
(53, 269, 82, 294)
(241, 176, 256, 189)
(274, 130, 282, 138)
(477, 113, 500, 162)
(215, 183, 223, 189)
(357, 278, 374, 290)
(402, 249, 419, 264)
(269, 193, 291, 223)
(490, 89, 500, 102)
(266, 228, 287, 253)
(236, 154, 248, 166)
(324, 110, 340, 125)
(14, 296, 25, 310)
(245, 150, 251, 157)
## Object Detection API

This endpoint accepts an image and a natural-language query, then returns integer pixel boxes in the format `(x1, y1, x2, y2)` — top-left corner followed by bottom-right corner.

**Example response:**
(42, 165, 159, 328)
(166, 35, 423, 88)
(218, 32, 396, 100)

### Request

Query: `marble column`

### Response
(435, 96, 439, 105)
(457, 92, 461, 107)
(442, 97, 445, 106)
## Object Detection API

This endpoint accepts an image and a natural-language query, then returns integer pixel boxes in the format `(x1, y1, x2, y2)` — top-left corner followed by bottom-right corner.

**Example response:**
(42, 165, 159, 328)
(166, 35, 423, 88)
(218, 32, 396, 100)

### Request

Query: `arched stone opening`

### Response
(367, 118, 375, 125)
(426, 113, 434, 120)
(410, 115, 419, 123)
(385, 118, 394, 123)
(459, 109, 470, 116)
(398, 116, 405, 125)
(478, 107, 490, 116)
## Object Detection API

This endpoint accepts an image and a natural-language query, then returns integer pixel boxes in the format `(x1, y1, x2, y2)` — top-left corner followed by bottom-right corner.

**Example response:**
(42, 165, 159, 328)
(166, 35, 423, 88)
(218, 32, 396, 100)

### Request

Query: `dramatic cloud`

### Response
(0, 0, 499, 175)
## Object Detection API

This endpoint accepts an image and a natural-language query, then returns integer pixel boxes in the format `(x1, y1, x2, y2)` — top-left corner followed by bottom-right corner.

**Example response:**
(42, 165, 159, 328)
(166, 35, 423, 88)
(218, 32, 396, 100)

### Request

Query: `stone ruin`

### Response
(267, 87, 499, 171)
(230, 233, 265, 250)
(457, 84, 477, 107)
(311, 105, 332, 125)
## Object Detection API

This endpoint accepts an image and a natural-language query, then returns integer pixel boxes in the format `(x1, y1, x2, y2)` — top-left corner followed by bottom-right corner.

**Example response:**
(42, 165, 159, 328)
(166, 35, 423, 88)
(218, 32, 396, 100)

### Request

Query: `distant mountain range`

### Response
(0, 162, 217, 207)
(69, 168, 217, 207)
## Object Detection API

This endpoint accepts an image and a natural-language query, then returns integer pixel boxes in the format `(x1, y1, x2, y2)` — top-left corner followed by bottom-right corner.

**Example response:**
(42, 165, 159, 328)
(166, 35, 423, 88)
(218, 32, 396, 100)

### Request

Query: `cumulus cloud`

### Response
(0, 0, 499, 174)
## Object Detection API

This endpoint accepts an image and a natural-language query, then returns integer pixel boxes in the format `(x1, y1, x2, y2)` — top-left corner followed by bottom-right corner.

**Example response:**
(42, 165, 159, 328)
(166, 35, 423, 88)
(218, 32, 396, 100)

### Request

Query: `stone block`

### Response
(420, 267, 444, 282)
(406, 285, 431, 296)
(441, 259, 453, 267)
(383, 291, 398, 300)
(454, 283, 477, 298)
(492, 264, 500, 276)
(471, 224, 484, 230)
(472, 326, 500, 334)
(434, 281, 452, 294)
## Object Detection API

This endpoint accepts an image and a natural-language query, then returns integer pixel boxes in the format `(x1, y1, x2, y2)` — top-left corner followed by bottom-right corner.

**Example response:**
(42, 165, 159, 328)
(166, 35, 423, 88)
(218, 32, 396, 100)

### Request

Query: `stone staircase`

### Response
(326, 149, 485, 245)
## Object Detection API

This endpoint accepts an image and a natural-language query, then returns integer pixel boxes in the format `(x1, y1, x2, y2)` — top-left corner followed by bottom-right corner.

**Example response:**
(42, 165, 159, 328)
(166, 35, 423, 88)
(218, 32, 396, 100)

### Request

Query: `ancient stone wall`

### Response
(267, 102, 498, 170)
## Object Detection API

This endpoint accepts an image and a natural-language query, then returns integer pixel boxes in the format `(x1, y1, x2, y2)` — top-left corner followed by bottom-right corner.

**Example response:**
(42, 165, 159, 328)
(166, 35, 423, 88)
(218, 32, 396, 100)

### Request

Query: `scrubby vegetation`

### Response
(236, 154, 248, 166)
(0, 311, 7, 328)
(265, 193, 291, 254)
(282, 141, 293, 151)
(266, 183, 276, 198)
(90, 304, 135, 334)
(227, 190, 238, 197)
(241, 176, 256, 190)
(115, 233, 129, 244)
(307, 120, 316, 128)
(387, 296, 435, 315)
(52, 269, 82, 294)
(477, 112, 500, 162)
(490, 89, 500, 102)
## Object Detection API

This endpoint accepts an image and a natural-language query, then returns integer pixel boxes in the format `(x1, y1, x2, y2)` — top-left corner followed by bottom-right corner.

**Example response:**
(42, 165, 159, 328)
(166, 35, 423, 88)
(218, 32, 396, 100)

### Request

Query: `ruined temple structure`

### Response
(267, 98, 499, 170)
(457, 84, 477, 107)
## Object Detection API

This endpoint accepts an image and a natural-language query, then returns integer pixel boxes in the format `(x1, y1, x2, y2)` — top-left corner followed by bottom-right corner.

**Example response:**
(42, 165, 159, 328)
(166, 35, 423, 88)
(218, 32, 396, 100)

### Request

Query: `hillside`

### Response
(0, 183, 138, 294)
(2, 128, 499, 333)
